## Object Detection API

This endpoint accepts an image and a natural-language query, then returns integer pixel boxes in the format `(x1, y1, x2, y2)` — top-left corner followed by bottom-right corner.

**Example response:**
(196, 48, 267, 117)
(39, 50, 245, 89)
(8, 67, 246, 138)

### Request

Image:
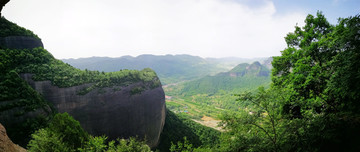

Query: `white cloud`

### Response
(3, 0, 306, 59)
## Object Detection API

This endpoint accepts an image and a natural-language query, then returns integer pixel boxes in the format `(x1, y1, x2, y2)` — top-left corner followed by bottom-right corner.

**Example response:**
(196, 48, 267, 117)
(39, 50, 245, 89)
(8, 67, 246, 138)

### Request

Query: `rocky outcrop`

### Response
(20, 74, 166, 148)
(0, 123, 26, 152)
(0, 0, 10, 16)
(0, 36, 43, 49)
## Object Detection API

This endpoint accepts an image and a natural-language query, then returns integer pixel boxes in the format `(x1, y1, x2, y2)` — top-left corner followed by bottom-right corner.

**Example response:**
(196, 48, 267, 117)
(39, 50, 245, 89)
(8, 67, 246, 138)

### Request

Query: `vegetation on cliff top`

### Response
(1, 47, 160, 92)
(0, 17, 161, 146)
(0, 17, 40, 39)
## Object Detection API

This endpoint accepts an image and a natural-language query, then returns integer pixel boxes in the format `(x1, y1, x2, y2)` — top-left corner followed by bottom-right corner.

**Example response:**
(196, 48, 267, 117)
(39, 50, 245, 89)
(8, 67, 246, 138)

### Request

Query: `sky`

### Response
(2, 0, 360, 59)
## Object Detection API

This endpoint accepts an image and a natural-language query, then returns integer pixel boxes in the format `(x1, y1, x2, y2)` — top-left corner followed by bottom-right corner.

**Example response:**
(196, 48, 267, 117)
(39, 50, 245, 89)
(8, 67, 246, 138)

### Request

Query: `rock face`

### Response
(21, 74, 166, 148)
(0, 36, 43, 49)
(0, 123, 26, 152)
(0, 0, 10, 16)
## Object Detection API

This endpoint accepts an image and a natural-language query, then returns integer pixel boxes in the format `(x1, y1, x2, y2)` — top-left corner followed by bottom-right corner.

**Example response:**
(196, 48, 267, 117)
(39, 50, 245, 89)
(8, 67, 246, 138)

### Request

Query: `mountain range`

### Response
(63, 55, 271, 84)
(179, 61, 272, 96)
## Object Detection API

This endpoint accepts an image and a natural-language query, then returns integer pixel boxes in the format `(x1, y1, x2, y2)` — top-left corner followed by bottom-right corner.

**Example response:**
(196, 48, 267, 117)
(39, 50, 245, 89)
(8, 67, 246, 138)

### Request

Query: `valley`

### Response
(1, 1, 360, 151)
(66, 56, 273, 130)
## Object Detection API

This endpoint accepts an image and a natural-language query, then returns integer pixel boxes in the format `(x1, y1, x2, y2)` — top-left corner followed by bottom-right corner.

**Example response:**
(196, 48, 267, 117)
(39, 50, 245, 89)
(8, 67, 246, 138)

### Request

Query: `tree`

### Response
(79, 136, 151, 152)
(272, 12, 337, 118)
(271, 12, 360, 151)
(27, 113, 89, 151)
(27, 128, 70, 152)
(219, 87, 295, 152)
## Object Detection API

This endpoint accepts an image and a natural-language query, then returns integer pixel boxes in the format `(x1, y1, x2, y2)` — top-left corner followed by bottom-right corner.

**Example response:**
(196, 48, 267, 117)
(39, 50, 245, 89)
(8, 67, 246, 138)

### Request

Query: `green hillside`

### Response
(63, 55, 226, 84)
(63, 55, 271, 85)
(0, 17, 159, 145)
(0, 16, 40, 39)
(157, 109, 221, 152)
(179, 62, 271, 96)
(163, 62, 271, 121)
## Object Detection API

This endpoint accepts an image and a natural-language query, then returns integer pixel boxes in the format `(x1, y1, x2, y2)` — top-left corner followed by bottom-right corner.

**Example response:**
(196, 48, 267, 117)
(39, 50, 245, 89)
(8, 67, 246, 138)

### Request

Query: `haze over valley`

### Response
(1, 0, 360, 151)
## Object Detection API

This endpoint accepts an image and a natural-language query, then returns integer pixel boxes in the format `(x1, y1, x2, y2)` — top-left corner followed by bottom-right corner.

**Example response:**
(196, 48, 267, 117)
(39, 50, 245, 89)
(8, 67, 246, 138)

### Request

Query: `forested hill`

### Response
(63, 55, 270, 84)
(0, 16, 165, 148)
(179, 62, 271, 96)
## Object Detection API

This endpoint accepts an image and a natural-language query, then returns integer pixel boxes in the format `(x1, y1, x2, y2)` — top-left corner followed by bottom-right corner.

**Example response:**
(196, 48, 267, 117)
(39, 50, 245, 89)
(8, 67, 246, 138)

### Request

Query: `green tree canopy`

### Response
(272, 12, 360, 117)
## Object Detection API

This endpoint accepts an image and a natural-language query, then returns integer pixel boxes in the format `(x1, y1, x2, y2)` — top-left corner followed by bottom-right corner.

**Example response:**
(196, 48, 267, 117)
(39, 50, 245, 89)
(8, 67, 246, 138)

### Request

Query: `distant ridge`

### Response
(179, 62, 271, 95)
(63, 55, 271, 84)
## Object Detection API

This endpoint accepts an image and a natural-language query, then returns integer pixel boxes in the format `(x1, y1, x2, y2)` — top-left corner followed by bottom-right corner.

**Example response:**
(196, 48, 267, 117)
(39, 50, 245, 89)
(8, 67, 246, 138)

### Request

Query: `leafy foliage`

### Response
(271, 12, 360, 117)
(170, 137, 194, 152)
(28, 113, 151, 152)
(269, 12, 360, 151)
(218, 88, 294, 152)
(0, 47, 160, 94)
(157, 109, 221, 152)
(27, 128, 71, 152)
(0, 18, 160, 148)
(0, 17, 40, 39)
(169, 12, 360, 152)
(27, 113, 89, 151)
(79, 136, 151, 152)
(0, 69, 52, 145)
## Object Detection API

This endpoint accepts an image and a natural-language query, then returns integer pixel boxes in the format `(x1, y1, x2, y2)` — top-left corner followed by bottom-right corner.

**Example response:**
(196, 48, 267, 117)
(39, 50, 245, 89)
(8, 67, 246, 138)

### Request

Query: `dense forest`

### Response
(0, 16, 161, 151)
(164, 12, 360, 152)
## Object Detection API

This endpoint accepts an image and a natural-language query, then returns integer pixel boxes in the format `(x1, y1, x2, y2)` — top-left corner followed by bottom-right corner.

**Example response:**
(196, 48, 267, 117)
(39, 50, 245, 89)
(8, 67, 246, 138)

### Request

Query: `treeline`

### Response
(27, 112, 151, 152)
(157, 109, 221, 152)
(0, 46, 160, 146)
(0, 47, 160, 94)
(0, 17, 40, 39)
(0, 17, 161, 147)
(171, 12, 360, 152)
(180, 75, 270, 96)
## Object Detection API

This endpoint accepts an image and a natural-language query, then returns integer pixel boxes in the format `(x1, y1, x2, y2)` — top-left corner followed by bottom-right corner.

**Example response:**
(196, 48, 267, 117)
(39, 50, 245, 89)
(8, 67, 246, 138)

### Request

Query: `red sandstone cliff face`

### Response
(21, 74, 166, 148)
(0, 123, 26, 152)
(0, 36, 44, 49)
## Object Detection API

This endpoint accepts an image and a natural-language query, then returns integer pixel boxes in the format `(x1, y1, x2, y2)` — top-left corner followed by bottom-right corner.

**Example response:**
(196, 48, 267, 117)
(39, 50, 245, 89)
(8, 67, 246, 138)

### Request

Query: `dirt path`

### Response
(192, 116, 224, 131)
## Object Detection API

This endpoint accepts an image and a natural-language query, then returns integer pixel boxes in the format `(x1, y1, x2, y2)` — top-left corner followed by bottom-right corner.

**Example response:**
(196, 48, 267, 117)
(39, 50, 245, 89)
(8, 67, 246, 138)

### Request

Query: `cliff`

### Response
(0, 16, 166, 148)
(0, 36, 43, 49)
(0, 0, 10, 16)
(227, 62, 270, 77)
(21, 74, 166, 147)
(0, 123, 26, 152)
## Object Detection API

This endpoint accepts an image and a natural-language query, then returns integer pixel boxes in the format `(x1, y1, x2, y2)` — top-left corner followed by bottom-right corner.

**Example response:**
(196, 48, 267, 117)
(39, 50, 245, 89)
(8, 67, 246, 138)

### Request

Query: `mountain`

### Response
(179, 62, 271, 96)
(62, 55, 226, 85)
(0, 17, 165, 148)
(63, 55, 271, 85)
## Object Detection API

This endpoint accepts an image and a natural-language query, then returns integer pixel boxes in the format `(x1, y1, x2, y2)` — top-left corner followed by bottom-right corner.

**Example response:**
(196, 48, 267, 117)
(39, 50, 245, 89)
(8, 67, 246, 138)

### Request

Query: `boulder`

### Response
(0, 123, 26, 152)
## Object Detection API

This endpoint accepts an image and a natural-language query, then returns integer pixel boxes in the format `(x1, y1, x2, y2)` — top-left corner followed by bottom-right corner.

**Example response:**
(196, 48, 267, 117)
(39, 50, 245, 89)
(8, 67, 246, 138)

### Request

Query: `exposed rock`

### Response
(0, 123, 26, 152)
(262, 57, 273, 69)
(0, 105, 52, 146)
(0, 0, 10, 16)
(221, 62, 270, 77)
(20, 74, 166, 148)
(0, 36, 43, 49)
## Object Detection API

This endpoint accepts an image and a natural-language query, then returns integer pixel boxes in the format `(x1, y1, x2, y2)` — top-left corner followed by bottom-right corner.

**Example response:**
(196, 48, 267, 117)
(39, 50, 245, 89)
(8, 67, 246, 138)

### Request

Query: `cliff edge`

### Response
(0, 16, 166, 148)
(21, 74, 166, 147)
